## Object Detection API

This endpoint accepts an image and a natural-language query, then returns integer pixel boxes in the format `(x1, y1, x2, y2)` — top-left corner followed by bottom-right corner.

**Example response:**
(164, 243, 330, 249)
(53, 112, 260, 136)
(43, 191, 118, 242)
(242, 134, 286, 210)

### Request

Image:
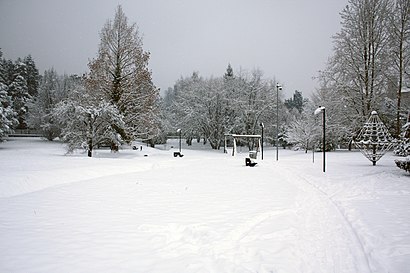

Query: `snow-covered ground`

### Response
(0, 137, 409, 273)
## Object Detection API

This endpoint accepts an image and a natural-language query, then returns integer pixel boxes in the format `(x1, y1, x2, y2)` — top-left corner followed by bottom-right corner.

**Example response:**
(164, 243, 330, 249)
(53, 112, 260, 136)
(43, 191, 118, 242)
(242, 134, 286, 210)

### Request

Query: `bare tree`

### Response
(388, 0, 410, 136)
(164, 68, 278, 150)
(325, 0, 392, 121)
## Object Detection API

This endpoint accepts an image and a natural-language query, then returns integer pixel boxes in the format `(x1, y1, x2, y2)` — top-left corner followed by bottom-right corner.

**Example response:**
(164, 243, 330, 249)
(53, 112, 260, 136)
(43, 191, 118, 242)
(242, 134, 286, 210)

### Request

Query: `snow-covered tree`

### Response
(315, 0, 403, 148)
(8, 60, 30, 129)
(0, 49, 6, 84)
(387, 0, 410, 136)
(284, 90, 307, 114)
(22, 55, 39, 97)
(285, 103, 320, 152)
(310, 85, 357, 150)
(319, 0, 392, 135)
(0, 53, 39, 130)
(0, 82, 17, 141)
(87, 5, 161, 144)
(0, 50, 16, 140)
(0, 54, 14, 86)
(164, 67, 280, 150)
(27, 69, 80, 140)
(53, 87, 125, 157)
(166, 72, 205, 145)
(198, 77, 234, 149)
(232, 69, 277, 149)
(27, 69, 60, 140)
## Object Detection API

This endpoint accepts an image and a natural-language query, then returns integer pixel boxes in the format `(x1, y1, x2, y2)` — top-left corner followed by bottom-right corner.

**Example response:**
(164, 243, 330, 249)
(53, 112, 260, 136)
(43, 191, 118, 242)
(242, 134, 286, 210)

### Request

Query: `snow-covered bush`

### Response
(395, 156, 410, 173)
(394, 122, 410, 157)
(393, 138, 409, 157)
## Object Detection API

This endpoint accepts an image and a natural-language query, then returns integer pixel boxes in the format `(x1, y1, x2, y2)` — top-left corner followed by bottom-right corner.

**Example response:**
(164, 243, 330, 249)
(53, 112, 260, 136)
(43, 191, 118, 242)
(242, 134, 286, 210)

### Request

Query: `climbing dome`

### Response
(353, 111, 395, 165)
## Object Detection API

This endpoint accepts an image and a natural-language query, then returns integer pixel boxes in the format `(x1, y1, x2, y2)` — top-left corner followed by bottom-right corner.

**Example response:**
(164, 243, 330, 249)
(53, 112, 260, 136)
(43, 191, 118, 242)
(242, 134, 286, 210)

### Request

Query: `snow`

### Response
(0, 137, 409, 272)
(314, 106, 325, 115)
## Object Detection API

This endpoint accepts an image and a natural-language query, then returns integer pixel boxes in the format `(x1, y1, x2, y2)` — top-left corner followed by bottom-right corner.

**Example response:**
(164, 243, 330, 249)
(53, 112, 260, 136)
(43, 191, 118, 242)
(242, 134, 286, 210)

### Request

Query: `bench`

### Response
(174, 152, 184, 157)
(245, 157, 257, 167)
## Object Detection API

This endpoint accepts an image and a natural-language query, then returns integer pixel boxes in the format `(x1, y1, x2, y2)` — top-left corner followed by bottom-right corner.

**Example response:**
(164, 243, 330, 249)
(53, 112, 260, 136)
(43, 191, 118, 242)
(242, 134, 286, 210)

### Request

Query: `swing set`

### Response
(224, 134, 262, 157)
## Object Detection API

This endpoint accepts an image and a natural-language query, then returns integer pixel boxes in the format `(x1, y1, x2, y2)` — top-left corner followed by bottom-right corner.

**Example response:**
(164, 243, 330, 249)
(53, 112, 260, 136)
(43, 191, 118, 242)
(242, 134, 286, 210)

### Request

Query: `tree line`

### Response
(1, 0, 409, 156)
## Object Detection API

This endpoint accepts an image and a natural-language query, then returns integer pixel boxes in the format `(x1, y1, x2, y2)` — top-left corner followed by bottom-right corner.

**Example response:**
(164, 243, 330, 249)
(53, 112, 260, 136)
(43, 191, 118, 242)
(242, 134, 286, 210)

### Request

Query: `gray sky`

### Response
(0, 0, 347, 97)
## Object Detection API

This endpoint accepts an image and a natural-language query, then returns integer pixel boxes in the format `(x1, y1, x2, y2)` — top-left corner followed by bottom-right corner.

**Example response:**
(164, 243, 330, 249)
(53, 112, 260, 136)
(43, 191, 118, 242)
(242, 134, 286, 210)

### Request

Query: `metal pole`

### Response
(178, 129, 181, 154)
(261, 123, 264, 160)
(323, 108, 326, 172)
(276, 85, 279, 161)
(224, 135, 227, 154)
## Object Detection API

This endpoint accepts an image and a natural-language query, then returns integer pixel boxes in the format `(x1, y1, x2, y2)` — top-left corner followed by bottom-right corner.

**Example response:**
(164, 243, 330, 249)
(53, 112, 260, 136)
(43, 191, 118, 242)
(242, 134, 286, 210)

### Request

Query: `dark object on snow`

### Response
(174, 152, 184, 157)
(245, 157, 257, 167)
(132, 145, 144, 151)
(144, 154, 148, 157)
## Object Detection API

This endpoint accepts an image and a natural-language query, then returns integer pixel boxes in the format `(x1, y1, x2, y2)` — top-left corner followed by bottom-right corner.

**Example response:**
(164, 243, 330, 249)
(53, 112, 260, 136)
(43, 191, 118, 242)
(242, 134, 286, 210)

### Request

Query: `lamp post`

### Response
(276, 83, 282, 161)
(260, 122, 264, 160)
(177, 128, 181, 154)
(314, 106, 326, 172)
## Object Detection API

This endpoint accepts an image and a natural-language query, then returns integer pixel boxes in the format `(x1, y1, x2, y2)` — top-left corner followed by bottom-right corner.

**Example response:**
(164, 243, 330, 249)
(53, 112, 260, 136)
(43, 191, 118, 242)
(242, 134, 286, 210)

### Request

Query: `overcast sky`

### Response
(0, 0, 347, 97)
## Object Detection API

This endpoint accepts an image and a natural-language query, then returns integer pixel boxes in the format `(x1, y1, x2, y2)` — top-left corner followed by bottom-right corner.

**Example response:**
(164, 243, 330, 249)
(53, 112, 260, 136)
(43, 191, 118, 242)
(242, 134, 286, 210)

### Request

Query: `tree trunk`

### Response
(396, 32, 404, 137)
(88, 139, 92, 157)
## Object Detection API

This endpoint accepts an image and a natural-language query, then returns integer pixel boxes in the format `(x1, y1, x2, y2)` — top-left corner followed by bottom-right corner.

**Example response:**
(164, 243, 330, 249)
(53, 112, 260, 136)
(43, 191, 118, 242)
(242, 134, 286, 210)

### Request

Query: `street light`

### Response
(276, 83, 282, 161)
(260, 122, 264, 160)
(177, 128, 181, 154)
(314, 106, 326, 172)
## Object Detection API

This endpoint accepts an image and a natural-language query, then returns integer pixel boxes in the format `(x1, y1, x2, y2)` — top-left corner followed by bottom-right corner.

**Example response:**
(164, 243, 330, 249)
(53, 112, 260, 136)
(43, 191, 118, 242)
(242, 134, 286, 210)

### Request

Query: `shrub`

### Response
(395, 157, 410, 173)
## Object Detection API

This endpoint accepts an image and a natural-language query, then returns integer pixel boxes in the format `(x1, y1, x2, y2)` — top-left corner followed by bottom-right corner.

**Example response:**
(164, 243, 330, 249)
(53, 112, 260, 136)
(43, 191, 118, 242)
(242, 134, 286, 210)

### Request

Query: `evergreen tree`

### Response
(0, 50, 17, 140)
(0, 82, 17, 140)
(0, 51, 39, 132)
(284, 90, 306, 114)
(9, 60, 30, 129)
(224, 63, 234, 79)
(23, 55, 40, 97)
(0, 58, 15, 86)
(0, 49, 6, 84)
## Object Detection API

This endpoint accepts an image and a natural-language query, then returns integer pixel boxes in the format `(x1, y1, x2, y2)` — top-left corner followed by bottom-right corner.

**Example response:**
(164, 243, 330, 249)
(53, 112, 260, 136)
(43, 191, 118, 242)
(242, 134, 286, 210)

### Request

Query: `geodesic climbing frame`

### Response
(353, 111, 395, 165)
